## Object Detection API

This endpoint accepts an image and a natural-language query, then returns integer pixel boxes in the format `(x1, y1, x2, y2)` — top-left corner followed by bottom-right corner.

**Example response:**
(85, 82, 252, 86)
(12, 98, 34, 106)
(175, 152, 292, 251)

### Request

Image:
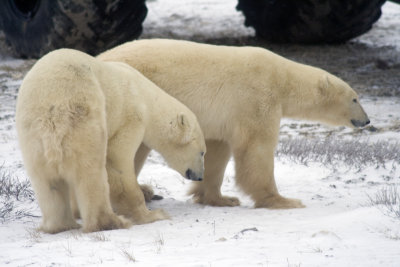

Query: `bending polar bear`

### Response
(98, 39, 370, 209)
(16, 49, 206, 233)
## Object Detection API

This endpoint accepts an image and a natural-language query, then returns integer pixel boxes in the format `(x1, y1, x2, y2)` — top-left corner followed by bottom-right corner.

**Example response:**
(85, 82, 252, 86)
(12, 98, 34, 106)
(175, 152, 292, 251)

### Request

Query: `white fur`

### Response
(98, 39, 369, 209)
(16, 49, 206, 233)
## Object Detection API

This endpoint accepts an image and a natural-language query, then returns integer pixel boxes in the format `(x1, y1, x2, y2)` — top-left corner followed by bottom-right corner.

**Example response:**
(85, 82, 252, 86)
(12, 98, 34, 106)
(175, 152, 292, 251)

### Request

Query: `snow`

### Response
(141, 0, 254, 40)
(354, 2, 400, 51)
(1, 0, 400, 266)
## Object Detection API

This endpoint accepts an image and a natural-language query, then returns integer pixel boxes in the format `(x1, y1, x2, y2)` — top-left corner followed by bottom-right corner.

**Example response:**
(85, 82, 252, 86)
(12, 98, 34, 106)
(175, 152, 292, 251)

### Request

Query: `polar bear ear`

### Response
(176, 113, 192, 144)
(318, 74, 330, 96)
(178, 113, 190, 129)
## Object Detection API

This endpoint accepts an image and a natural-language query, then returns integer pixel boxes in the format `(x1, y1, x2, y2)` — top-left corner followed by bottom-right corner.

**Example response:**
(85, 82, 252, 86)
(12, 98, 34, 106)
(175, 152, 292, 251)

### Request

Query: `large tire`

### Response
(0, 0, 147, 58)
(237, 0, 386, 44)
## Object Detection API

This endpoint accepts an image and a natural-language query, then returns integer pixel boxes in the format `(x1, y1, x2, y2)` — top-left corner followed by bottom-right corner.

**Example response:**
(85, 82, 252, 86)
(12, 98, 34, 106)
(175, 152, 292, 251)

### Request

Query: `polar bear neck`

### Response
(140, 83, 185, 152)
(279, 63, 332, 123)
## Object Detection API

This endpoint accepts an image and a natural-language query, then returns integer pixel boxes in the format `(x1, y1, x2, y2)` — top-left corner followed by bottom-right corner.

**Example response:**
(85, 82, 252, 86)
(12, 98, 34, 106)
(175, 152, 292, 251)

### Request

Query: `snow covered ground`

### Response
(0, 1, 400, 266)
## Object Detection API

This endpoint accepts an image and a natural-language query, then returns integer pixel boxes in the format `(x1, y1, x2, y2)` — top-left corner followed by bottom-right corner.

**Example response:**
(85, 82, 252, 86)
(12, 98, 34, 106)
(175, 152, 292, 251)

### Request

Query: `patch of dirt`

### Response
(1, 16, 399, 99)
(0, 31, 12, 57)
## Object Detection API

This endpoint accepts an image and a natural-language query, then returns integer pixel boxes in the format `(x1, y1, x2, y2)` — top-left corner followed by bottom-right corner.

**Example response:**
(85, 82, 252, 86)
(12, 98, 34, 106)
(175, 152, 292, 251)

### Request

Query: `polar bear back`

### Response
(18, 49, 152, 139)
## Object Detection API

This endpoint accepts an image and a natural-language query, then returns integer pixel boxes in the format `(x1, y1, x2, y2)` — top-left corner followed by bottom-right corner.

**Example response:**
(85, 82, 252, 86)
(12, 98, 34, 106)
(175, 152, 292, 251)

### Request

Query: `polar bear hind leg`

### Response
(233, 133, 305, 209)
(62, 113, 131, 232)
(29, 167, 80, 234)
(18, 132, 79, 234)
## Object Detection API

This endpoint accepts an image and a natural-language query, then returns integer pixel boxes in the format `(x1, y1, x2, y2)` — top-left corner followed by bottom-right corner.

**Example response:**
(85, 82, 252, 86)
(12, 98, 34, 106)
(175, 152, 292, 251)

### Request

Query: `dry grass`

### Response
(63, 241, 73, 257)
(367, 185, 400, 219)
(26, 227, 42, 243)
(155, 232, 165, 254)
(0, 199, 37, 222)
(0, 168, 34, 201)
(277, 137, 400, 170)
(0, 165, 35, 222)
(69, 230, 83, 240)
(121, 249, 136, 262)
(89, 232, 110, 242)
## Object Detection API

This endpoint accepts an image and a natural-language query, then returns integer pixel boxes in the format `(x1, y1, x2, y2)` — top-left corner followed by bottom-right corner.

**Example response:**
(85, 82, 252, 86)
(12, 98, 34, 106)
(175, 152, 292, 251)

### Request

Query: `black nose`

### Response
(351, 119, 370, 128)
(185, 169, 203, 181)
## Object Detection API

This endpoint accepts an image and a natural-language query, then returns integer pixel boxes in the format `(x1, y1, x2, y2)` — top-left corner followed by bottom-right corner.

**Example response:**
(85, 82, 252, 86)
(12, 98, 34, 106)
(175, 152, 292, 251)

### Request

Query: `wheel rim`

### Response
(9, 0, 41, 19)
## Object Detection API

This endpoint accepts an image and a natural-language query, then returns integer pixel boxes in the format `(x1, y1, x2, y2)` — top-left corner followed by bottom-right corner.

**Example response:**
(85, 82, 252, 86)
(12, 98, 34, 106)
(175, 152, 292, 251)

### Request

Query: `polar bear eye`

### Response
(200, 152, 205, 157)
(352, 99, 357, 103)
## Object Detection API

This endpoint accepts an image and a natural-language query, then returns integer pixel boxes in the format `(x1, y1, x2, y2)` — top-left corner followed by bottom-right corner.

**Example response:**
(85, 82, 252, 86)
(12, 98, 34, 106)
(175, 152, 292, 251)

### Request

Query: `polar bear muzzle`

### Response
(185, 169, 203, 181)
(351, 118, 370, 128)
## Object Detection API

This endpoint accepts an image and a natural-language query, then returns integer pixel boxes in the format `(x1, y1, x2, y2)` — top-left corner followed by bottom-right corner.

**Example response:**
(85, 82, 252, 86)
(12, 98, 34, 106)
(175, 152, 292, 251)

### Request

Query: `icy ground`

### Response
(1, 1, 400, 266)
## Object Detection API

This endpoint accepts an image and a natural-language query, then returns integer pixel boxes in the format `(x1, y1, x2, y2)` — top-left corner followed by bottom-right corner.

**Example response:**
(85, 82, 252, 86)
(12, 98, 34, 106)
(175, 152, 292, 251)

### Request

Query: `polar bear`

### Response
(16, 48, 206, 233)
(98, 39, 370, 209)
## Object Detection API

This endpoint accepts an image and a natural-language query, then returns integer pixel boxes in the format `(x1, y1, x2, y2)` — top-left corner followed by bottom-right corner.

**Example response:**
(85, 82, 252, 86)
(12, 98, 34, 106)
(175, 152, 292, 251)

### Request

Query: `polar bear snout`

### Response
(351, 118, 370, 128)
(185, 169, 203, 181)
(348, 97, 370, 128)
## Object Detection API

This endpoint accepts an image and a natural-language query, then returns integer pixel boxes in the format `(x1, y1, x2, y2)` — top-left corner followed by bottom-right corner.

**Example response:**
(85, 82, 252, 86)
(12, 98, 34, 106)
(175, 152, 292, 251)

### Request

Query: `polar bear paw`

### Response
(254, 195, 305, 209)
(140, 184, 164, 202)
(131, 208, 170, 225)
(83, 214, 132, 233)
(39, 220, 81, 234)
(140, 184, 155, 202)
(193, 194, 240, 207)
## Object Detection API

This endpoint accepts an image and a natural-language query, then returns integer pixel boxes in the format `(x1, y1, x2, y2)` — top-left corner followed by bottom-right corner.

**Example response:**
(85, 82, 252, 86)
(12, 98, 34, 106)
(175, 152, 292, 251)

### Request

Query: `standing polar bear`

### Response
(98, 39, 370, 209)
(16, 49, 206, 233)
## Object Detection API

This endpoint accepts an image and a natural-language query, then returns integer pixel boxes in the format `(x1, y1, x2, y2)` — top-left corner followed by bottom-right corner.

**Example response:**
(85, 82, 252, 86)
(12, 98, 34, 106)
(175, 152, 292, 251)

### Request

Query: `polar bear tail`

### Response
(37, 109, 68, 164)
(38, 103, 86, 165)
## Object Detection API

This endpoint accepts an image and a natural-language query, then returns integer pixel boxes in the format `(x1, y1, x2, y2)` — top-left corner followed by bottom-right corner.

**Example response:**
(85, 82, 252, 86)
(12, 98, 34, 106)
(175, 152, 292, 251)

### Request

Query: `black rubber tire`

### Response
(237, 0, 386, 44)
(0, 0, 147, 58)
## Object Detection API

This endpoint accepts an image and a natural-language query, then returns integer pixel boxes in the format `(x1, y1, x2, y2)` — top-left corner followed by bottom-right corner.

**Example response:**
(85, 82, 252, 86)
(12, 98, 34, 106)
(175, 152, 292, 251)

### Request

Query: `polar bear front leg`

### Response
(134, 143, 151, 176)
(233, 133, 305, 209)
(188, 140, 239, 206)
(106, 126, 168, 224)
(134, 143, 156, 202)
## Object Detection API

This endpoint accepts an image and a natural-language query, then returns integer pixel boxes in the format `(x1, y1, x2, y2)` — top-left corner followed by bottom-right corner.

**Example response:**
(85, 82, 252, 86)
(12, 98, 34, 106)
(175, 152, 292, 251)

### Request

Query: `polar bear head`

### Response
(160, 113, 206, 181)
(317, 73, 370, 128)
